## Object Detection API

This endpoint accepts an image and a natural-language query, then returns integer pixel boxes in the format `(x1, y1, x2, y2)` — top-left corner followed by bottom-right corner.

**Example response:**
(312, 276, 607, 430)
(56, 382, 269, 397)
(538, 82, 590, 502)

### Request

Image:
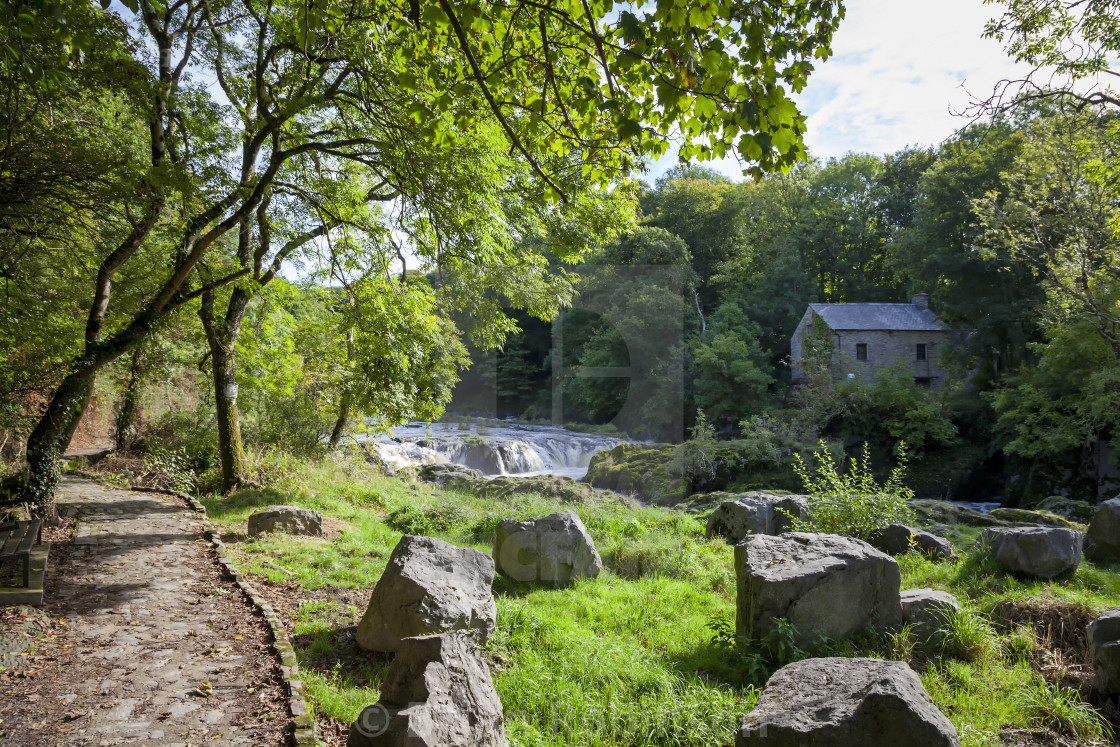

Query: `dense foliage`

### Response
(0, 0, 845, 509)
(468, 102, 1120, 504)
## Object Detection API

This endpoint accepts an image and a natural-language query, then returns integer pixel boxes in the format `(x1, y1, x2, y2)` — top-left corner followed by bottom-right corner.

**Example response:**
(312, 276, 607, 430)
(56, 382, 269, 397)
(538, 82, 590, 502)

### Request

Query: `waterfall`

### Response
(361, 421, 625, 479)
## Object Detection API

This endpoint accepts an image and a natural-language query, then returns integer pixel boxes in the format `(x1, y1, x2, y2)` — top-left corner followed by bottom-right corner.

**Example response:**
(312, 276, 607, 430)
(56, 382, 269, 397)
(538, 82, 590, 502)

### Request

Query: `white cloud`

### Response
(796, 0, 1031, 159)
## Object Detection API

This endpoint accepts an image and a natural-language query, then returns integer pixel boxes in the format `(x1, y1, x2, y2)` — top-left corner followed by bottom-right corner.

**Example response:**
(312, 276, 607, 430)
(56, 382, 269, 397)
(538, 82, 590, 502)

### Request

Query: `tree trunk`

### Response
(329, 392, 352, 448)
(114, 347, 146, 452)
(329, 324, 355, 448)
(25, 367, 98, 523)
(212, 346, 247, 493)
(199, 289, 251, 494)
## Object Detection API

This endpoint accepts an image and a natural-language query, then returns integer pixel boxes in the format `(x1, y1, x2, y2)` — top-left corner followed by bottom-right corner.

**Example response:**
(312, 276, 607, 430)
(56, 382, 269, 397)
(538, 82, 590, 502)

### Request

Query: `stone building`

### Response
(790, 294, 952, 389)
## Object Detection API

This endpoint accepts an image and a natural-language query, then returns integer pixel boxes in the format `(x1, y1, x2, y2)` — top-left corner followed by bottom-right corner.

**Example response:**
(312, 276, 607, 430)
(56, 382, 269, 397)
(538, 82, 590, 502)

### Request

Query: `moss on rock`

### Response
(584, 443, 690, 505)
(1033, 496, 1096, 523)
(910, 500, 1010, 528)
(987, 507, 1084, 529)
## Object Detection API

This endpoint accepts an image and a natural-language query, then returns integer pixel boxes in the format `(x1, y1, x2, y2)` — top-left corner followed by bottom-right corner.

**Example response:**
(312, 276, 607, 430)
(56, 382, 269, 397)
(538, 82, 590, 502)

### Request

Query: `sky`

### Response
(643, 0, 1037, 182)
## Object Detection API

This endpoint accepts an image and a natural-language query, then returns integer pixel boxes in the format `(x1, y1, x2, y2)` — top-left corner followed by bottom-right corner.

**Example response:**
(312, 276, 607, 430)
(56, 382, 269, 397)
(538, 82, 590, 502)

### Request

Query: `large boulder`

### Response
(356, 535, 496, 653)
(988, 507, 1081, 529)
(734, 533, 902, 644)
(493, 510, 602, 585)
(900, 588, 960, 643)
(416, 463, 483, 489)
(869, 524, 955, 561)
(472, 475, 598, 504)
(348, 631, 507, 747)
(1037, 496, 1096, 523)
(1087, 498, 1120, 559)
(980, 527, 1082, 579)
(583, 443, 689, 505)
(910, 500, 1008, 528)
(1087, 608, 1120, 695)
(705, 493, 810, 542)
(247, 505, 323, 538)
(737, 657, 960, 746)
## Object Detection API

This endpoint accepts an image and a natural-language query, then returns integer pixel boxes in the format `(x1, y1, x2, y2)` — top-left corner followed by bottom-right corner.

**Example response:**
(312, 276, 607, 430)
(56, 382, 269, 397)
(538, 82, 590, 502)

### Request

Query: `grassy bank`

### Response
(196, 451, 1120, 746)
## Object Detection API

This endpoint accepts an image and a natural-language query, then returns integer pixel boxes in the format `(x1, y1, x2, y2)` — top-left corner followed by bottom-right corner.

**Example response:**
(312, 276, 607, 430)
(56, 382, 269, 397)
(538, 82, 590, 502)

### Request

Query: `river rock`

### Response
(980, 526, 1082, 579)
(1037, 496, 1096, 523)
(493, 510, 602, 584)
(910, 500, 1008, 528)
(472, 475, 599, 504)
(1087, 498, 1120, 559)
(737, 657, 960, 746)
(988, 507, 1081, 529)
(584, 443, 689, 505)
(246, 505, 323, 538)
(417, 463, 483, 487)
(348, 631, 507, 747)
(705, 493, 810, 542)
(900, 588, 960, 642)
(735, 533, 902, 644)
(1087, 608, 1120, 695)
(356, 535, 496, 653)
(869, 523, 955, 561)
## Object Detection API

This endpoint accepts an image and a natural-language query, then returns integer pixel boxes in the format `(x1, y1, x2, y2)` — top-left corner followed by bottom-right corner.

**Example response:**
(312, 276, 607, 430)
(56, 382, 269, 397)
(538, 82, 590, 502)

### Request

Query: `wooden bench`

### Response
(0, 520, 42, 588)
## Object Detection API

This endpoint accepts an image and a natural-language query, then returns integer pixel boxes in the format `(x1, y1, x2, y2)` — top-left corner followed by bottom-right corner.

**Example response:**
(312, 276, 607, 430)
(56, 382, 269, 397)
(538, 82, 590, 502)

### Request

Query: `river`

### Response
(360, 420, 625, 479)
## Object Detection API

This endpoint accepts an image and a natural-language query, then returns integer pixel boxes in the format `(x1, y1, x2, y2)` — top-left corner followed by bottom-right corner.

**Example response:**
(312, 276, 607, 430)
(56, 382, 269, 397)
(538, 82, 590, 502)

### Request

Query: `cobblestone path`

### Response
(0, 477, 286, 746)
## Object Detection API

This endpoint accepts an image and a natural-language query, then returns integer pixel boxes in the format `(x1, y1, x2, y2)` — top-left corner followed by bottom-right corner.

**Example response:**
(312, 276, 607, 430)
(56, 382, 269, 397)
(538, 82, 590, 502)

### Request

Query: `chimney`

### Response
(912, 292, 930, 311)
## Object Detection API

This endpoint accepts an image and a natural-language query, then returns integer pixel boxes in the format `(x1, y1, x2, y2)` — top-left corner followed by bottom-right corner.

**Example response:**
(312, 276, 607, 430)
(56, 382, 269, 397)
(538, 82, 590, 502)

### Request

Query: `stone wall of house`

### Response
(831, 329, 951, 388)
(790, 308, 952, 389)
(789, 307, 812, 381)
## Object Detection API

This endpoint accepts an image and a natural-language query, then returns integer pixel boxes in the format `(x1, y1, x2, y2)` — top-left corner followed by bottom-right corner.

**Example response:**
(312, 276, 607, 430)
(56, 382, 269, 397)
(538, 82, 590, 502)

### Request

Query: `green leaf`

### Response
(616, 116, 642, 140)
(694, 96, 717, 119)
(619, 11, 643, 43)
(421, 4, 449, 28)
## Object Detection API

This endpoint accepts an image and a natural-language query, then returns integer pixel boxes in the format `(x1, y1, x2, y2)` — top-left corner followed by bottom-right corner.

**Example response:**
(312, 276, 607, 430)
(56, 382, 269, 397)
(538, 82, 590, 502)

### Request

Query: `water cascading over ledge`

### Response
(362, 421, 625, 479)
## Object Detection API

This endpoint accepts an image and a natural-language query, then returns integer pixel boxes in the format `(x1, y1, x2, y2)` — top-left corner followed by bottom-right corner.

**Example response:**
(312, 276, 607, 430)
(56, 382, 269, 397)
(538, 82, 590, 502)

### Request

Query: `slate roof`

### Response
(808, 303, 949, 332)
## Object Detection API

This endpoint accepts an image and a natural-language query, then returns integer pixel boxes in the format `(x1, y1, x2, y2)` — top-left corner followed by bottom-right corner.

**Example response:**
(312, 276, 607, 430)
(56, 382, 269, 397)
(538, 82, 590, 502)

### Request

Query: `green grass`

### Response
(1013, 679, 1114, 742)
(196, 451, 1120, 746)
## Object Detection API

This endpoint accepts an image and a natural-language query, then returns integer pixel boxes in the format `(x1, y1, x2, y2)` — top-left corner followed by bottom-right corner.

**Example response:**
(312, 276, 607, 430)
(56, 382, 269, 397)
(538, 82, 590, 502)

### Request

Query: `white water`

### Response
(359, 420, 626, 479)
(958, 501, 1001, 514)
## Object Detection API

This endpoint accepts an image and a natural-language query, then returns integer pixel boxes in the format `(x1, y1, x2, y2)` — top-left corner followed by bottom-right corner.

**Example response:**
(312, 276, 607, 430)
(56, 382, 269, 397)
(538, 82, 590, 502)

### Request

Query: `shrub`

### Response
(384, 504, 466, 535)
(139, 409, 220, 473)
(708, 614, 806, 686)
(667, 410, 719, 485)
(938, 607, 997, 662)
(1001, 625, 1038, 664)
(734, 415, 784, 464)
(786, 440, 915, 540)
(143, 445, 196, 494)
(1013, 679, 1112, 742)
(887, 623, 917, 662)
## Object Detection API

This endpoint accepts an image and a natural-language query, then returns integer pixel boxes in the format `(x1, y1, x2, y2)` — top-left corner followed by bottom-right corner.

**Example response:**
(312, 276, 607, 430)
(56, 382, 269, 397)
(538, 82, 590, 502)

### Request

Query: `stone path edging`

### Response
(115, 481, 318, 746)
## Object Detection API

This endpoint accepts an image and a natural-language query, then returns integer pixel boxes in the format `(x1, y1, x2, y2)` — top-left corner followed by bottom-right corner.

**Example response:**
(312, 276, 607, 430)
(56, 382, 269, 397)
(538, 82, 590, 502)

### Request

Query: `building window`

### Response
(916, 343, 927, 361)
(856, 343, 867, 361)
(914, 377, 932, 388)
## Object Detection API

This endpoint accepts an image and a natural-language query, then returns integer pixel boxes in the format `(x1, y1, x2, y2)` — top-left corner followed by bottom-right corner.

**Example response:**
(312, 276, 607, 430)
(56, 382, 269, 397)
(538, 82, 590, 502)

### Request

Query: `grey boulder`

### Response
(981, 526, 1082, 579)
(900, 588, 960, 642)
(737, 657, 960, 746)
(417, 463, 483, 486)
(1087, 498, 1120, 558)
(705, 493, 810, 542)
(493, 510, 601, 584)
(869, 523, 955, 561)
(735, 533, 902, 644)
(247, 505, 323, 538)
(1087, 608, 1120, 695)
(356, 535, 496, 653)
(348, 631, 507, 747)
